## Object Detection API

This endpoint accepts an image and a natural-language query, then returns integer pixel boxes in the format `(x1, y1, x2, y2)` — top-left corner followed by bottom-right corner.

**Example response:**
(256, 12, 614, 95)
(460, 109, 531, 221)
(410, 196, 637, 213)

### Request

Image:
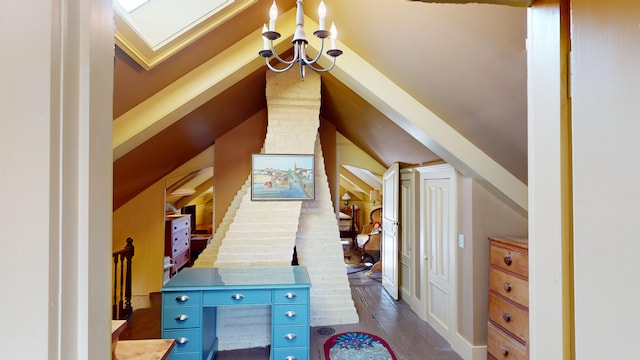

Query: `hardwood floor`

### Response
(120, 263, 464, 360)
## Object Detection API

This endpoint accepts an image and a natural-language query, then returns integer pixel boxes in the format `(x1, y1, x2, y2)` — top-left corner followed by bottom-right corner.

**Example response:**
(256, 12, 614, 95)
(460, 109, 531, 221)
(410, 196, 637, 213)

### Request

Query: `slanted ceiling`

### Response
(113, 0, 528, 213)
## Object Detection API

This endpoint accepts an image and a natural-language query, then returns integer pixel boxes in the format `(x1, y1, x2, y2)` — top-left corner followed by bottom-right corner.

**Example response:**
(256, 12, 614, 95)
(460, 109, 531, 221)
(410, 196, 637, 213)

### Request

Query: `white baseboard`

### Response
(399, 286, 487, 360)
(450, 332, 487, 360)
(400, 287, 424, 319)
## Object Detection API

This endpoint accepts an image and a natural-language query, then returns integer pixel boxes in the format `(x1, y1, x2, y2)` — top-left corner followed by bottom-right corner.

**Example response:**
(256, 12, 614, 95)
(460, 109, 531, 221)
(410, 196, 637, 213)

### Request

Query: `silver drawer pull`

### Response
(285, 356, 297, 360)
(284, 292, 297, 299)
(231, 293, 245, 300)
(176, 295, 190, 302)
(175, 314, 189, 321)
(283, 333, 298, 340)
(284, 311, 297, 318)
(176, 337, 189, 344)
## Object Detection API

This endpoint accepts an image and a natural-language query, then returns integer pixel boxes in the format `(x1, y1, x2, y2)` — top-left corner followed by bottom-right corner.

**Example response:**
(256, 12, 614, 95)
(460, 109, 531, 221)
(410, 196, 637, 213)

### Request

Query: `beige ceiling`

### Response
(113, 0, 528, 211)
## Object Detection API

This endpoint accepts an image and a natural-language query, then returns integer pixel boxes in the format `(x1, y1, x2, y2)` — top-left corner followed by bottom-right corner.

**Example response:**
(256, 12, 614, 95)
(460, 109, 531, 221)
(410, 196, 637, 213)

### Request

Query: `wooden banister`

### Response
(113, 237, 134, 320)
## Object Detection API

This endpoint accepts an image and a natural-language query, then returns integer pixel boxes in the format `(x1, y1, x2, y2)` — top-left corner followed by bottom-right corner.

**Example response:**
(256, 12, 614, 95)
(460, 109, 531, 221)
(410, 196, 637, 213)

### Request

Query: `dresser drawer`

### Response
(272, 325, 309, 348)
(490, 243, 528, 277)
(162, 306, 201, 329)
(273, 304, 309, 326)
(274, 289, 309, 304)
(162, 328, 201, 354)
(203, 289, 271, 306)
(170, 217, 190, 232)
(163, 291, 202, 307)
(172, 230, 190, 253)
(172, 249, 190, 270)
(489, 268, 528, 307)
(488, 293, 528, 343)
(273, 346, 309, 360)
(487, 322, 527, 360)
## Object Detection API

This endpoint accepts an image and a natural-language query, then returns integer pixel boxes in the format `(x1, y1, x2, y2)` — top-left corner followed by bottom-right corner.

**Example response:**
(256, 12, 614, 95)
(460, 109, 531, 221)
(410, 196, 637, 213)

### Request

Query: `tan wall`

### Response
(113, 147, 214, 298)
(213, 110, 267, 229)
(457, 176, 528, 345)
(113, 181, 166, 297)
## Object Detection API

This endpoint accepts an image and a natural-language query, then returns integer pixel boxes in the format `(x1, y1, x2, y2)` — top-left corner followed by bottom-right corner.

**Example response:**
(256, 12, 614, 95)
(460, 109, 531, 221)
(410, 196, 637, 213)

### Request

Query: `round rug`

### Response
(324, 332, 398, 360)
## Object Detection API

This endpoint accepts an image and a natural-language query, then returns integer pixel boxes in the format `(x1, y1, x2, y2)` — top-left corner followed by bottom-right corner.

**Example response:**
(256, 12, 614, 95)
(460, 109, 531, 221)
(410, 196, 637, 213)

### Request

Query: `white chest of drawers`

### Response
(165, 215, 191, 276)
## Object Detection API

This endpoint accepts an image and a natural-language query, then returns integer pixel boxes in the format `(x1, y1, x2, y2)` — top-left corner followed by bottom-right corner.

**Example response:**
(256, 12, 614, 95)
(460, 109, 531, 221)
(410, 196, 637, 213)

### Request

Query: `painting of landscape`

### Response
(251, 154, 315, 200)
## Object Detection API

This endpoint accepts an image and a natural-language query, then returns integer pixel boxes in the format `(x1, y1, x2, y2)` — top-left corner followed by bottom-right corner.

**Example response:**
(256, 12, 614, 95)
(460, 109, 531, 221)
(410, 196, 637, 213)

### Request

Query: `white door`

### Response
(381, 163, 400, 300)
(418, 164, 456, 343)
(423, 178, 451, 332)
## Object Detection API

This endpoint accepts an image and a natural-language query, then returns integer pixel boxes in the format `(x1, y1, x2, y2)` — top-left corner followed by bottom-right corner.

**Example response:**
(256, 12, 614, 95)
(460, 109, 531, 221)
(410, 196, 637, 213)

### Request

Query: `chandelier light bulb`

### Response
(330, 22, 337, 49)
(269, 1, 278, 31)
(262, 24, 269, 50)
(318, 1, 327, 31)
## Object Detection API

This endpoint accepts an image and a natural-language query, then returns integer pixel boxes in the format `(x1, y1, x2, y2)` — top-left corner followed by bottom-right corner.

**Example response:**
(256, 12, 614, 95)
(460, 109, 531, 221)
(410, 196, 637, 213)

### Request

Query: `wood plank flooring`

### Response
(120, 265, 464, 360)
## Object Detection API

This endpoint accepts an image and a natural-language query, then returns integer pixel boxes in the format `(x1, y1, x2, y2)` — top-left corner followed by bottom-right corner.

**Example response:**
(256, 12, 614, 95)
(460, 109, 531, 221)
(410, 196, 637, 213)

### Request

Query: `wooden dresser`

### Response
(487, 236, 529, 360)
(165, 215, 191, 277)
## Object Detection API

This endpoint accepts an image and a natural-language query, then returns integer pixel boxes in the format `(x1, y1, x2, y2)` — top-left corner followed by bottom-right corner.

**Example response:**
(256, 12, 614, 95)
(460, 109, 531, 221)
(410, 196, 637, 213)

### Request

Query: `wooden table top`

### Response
(115, 339, 175, 360)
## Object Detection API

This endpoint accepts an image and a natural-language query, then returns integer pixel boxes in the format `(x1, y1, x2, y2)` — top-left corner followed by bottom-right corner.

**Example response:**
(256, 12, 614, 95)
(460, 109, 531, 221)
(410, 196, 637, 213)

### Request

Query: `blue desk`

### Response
(161, 266, 311, 360)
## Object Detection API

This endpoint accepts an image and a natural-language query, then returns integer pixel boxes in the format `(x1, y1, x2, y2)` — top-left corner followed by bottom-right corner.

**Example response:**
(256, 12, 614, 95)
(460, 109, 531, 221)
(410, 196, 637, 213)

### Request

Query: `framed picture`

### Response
(251, 154, 315, 201)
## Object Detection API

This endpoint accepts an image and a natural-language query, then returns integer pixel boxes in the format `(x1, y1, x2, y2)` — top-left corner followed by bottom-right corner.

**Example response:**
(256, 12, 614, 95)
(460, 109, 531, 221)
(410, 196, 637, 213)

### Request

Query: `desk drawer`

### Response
(272, 326, 309, 348)
(274, 289, 309, 304)
(203, 289, 271, 306)
(162, 306, 201, 329)
(167, 351, 200, 360)
(273, 304, 309, 326)
(163, 291, 202, 307)
(273, 347, 309, 360)
(162, 328, 201, 354)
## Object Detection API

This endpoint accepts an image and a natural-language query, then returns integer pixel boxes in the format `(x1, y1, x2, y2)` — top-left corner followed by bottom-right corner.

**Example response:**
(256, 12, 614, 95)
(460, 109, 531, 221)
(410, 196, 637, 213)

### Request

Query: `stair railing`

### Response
(112, 237, 134, 320)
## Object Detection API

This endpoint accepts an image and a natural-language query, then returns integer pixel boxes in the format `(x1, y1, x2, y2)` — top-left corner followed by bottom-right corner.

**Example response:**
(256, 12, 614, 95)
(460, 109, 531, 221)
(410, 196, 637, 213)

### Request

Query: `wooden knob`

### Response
(503, 282, 512, 292)
(504, 255, 512, 266)
(500, 346, 509, 357)
(502, 312, 511, 323)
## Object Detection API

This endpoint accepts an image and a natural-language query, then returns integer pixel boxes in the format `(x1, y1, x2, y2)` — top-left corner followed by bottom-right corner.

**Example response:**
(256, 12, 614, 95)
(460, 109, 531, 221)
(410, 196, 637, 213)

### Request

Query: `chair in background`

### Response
(355, 208, 382, 263)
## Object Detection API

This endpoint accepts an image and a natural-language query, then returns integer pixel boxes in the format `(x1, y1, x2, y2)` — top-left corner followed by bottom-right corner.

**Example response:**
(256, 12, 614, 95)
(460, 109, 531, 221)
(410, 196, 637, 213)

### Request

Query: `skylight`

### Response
(113, 0, 257, 69)
(117, 0, 149, 13)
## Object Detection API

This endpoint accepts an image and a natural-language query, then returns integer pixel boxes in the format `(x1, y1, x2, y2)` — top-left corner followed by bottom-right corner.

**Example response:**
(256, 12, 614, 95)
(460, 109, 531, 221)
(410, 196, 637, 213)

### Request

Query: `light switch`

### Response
(458, 234, 465, 248)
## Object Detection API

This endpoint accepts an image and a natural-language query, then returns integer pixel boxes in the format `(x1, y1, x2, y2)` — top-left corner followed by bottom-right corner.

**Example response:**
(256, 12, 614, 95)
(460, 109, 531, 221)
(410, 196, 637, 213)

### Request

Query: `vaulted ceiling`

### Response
(113, 0, 529, 212)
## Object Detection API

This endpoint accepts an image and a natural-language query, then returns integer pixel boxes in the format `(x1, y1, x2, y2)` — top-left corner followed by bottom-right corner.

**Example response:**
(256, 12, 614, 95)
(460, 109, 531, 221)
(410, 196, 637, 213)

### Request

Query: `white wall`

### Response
(530, 0, 640, 358)
(571, 0, 640, 358)
(1, 3, 54, 357)
(0, 0, 113, 359)
(528, 1, 568, 358)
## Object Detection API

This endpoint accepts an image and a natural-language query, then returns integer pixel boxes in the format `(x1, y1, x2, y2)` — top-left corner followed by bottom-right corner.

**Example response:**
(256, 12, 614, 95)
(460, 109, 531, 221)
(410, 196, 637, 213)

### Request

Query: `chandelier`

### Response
(259, 0, 342, 79)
